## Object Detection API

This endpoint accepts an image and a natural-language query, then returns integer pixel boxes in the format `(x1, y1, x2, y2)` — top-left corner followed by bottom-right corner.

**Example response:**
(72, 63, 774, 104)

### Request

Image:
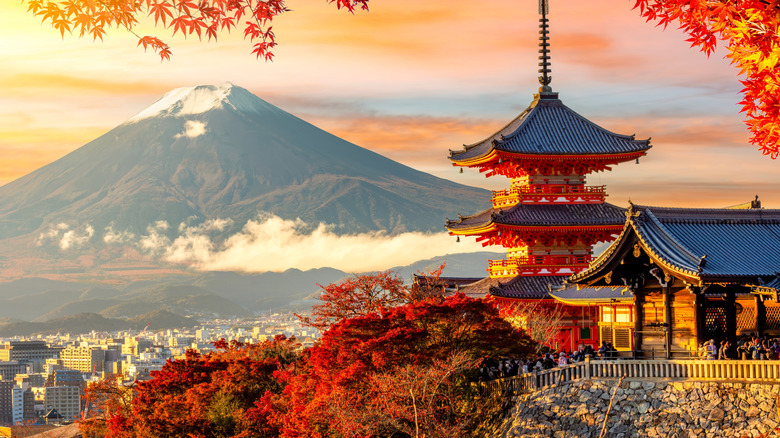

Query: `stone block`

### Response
(708, 407, 725, 422)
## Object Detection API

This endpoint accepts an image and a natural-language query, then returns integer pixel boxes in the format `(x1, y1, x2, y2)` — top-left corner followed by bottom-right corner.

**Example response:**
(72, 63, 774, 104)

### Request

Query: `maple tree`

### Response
(298, 264, 446, 331)
(83, 336, 300, 438)
(634, 1, 780, 157)
(278, 293, 534, 437)
(25, 0, 370, 60)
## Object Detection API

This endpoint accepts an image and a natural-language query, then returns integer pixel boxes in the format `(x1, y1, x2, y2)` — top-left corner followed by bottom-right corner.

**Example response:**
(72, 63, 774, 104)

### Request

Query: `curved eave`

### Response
(447, 223, 623, 237)
(447, 222, 497, 235)
(450, 149, 650, 168)
(551, 292, 634, 306)
(567, 221, 635, 283)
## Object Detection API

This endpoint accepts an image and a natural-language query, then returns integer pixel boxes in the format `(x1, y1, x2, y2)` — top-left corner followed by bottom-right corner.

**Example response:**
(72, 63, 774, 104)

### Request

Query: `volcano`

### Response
(0, 83, 488, 244)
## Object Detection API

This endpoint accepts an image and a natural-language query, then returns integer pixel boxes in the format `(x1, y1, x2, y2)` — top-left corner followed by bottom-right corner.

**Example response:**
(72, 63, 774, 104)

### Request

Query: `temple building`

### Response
(551, 200, 780, 358)
(444, 1, 651, 351)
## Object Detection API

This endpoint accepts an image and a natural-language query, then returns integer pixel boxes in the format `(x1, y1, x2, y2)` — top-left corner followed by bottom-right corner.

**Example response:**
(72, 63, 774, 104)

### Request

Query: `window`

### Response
(616, 307, 631, 323)
(580, 327, 591, 340)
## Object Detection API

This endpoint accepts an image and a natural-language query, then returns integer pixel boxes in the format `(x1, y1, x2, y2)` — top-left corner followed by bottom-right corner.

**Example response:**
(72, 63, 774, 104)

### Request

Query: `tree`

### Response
(278, 293, 535, 437)
(298, 264, 446, 331)
(86, 336, 300, 438)
(25, 0, 370, 60)
(635, 1, 780, 158)
(500, 299, 566, 354)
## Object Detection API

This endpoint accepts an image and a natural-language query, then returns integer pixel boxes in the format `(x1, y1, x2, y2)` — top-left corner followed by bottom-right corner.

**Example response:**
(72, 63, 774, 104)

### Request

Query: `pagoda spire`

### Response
(538, 0, 552, 93)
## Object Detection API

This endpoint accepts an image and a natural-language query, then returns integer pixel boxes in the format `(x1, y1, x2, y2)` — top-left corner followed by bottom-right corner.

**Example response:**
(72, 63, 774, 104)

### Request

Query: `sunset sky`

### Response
(0, 0, 777, 209)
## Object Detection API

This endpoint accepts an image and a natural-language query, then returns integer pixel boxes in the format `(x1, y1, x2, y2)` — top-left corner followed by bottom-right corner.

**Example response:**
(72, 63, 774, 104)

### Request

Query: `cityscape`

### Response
(0, 312, 315, 428)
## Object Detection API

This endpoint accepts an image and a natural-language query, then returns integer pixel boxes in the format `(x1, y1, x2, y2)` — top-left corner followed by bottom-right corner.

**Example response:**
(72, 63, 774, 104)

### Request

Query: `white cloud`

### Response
(138, 214, 483, 272)
(36, 222, 94, 249)
(103, 224, 135, 244)
(174, 120, 207, 139)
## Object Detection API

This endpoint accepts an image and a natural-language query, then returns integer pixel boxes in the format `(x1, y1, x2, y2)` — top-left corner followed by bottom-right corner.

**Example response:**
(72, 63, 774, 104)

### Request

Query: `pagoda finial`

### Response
(538, 0, 552, 93)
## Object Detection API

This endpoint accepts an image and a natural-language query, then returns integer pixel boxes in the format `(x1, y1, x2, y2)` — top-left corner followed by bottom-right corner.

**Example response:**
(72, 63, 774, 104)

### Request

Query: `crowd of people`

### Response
(478, 342, 619, 381)
(699, 334, 780, 360)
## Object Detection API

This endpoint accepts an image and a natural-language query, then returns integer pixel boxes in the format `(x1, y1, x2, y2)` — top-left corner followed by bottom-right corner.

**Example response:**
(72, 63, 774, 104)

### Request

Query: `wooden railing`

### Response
(491, 185, 607, 208)
(480, 359, 780, 397)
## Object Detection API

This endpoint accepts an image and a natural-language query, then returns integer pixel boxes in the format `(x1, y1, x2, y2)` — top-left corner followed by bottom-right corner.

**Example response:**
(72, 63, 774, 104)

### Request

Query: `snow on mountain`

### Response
(127, 82, 278, 121)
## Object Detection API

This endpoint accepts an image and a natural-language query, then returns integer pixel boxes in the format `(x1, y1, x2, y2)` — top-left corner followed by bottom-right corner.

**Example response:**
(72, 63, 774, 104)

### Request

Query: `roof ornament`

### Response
(626, 200, 641, 220)
(538, 0, 553, 93)
(697, 255, 707, 274)
(752, 195, 761, 209)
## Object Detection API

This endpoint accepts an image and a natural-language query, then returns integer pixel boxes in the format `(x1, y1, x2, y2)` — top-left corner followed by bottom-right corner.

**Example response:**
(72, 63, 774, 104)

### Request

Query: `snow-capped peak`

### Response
(127, 82, 277, 122)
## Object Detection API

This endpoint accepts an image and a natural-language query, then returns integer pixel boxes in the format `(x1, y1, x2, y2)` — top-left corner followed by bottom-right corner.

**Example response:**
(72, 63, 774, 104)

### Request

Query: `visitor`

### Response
(558, 352, 568, 367)
(706, 339, 718, 360)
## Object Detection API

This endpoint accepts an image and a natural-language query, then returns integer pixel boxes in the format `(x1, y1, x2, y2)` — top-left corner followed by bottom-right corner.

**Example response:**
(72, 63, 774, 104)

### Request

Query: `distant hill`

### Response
(0, 252, 499, 324)
(0, 310, 198, 337)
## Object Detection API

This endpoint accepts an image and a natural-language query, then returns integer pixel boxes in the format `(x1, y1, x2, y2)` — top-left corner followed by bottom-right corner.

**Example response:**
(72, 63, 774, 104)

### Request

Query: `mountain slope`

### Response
(0, 83, 488, 242)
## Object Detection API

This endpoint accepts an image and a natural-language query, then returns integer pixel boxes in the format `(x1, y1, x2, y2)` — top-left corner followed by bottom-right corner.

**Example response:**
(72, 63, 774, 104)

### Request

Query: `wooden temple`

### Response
(552, 200, 780, 358)
(443, 1, 651, 351)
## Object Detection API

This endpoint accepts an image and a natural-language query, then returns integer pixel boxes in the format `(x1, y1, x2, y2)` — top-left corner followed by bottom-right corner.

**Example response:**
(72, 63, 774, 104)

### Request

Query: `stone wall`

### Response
(495, 379, 780, 438)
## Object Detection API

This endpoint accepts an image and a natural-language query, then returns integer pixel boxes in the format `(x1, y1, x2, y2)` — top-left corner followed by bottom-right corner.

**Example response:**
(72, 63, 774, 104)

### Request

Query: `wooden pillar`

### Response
(633, 293, 643, 358)
(664, 286, 672, 359)
(695, 289, 706, 347)
(725, 288, 737, 345)
(756, 296, 767, 339)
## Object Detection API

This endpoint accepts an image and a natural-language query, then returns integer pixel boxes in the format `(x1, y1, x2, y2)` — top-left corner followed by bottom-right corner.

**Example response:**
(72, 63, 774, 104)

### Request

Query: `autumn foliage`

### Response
(25, 0, 370, 60)
(83, 271, 534, 437)
(279, 293, 533, 437)
(635, 0, 780, 157)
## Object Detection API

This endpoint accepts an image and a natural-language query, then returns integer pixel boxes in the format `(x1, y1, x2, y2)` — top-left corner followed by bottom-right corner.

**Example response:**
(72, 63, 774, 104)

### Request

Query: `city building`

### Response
(0, 361, 30, 381)
(0, 342, 58, 370)
(44, 386, 80, 423)
(60, 345, 104, 374)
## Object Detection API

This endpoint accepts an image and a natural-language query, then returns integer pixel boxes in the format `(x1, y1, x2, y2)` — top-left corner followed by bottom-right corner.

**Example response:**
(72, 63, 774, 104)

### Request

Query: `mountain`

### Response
(0, 310, 199, 337)
(0, 83, 488, 245)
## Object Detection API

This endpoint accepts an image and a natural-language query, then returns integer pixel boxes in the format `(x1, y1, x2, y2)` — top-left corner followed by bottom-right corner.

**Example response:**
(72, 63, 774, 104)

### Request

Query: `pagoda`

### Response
(445, 0, 651, 351)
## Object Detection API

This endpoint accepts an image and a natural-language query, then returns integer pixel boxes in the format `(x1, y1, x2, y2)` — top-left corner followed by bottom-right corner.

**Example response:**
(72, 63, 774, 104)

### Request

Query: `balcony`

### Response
(492, 185, 607, 208)
(488, 255, 593, 277)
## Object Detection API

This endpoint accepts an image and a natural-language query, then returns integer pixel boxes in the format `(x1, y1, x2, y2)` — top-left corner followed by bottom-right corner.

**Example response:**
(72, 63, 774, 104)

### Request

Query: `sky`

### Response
(0, 0, 777, 273)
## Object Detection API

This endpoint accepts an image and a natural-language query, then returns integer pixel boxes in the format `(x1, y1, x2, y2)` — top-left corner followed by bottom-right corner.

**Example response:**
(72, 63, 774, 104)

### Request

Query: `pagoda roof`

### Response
(549, 285, 633, 305)
(489, 275, 567, 299)
(569, 203, 780, 285)
(449, 92, 651, 163)
(447, 202, 626, 233)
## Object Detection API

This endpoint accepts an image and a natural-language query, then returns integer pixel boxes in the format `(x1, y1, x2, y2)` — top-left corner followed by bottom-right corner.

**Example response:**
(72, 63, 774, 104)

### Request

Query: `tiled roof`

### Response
(550, 285, 633, 304)
(571, 204, 780, 283)
(633, 206, 780, 279)
(489, 275, 567, 299)
(447, 203, 626, 231)
(450, 92, 651, 161)
(455, 277, 502, 299)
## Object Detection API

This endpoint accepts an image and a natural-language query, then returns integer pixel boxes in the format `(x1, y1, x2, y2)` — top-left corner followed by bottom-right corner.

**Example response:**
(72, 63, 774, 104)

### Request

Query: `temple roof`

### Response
(489, 275, 567, 299)
(447, 202, 626, 232)
(449, 92, 651, 162)
(570, 203, 780, 285)
(549, 285, 633, 305)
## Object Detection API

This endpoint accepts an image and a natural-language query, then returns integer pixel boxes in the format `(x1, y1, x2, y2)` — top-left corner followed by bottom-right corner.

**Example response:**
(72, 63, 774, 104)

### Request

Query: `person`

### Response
(558, 352, 569, 367)
(737, 340, 749, 360)
(598, 342, 608, 358)
(706, 339, 718, 360)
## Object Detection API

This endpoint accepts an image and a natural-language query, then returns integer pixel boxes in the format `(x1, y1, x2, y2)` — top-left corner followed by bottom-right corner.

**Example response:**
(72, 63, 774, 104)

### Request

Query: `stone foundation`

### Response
(496, 380, 780, 438)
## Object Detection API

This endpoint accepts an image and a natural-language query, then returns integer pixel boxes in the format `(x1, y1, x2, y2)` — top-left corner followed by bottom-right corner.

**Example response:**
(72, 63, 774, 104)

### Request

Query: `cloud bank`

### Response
(37, 214, 485, 273)
(142, 214, 483, 272)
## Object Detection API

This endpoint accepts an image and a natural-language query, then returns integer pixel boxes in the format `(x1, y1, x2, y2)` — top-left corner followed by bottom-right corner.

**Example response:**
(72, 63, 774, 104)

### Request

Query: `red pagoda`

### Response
(445, 1, 651, 352)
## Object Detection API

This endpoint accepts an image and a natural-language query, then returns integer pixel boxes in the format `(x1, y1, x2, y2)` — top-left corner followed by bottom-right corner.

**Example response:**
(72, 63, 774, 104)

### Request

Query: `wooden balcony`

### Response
(492, 185, 607, 208)
(488, 255, 592, 277)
